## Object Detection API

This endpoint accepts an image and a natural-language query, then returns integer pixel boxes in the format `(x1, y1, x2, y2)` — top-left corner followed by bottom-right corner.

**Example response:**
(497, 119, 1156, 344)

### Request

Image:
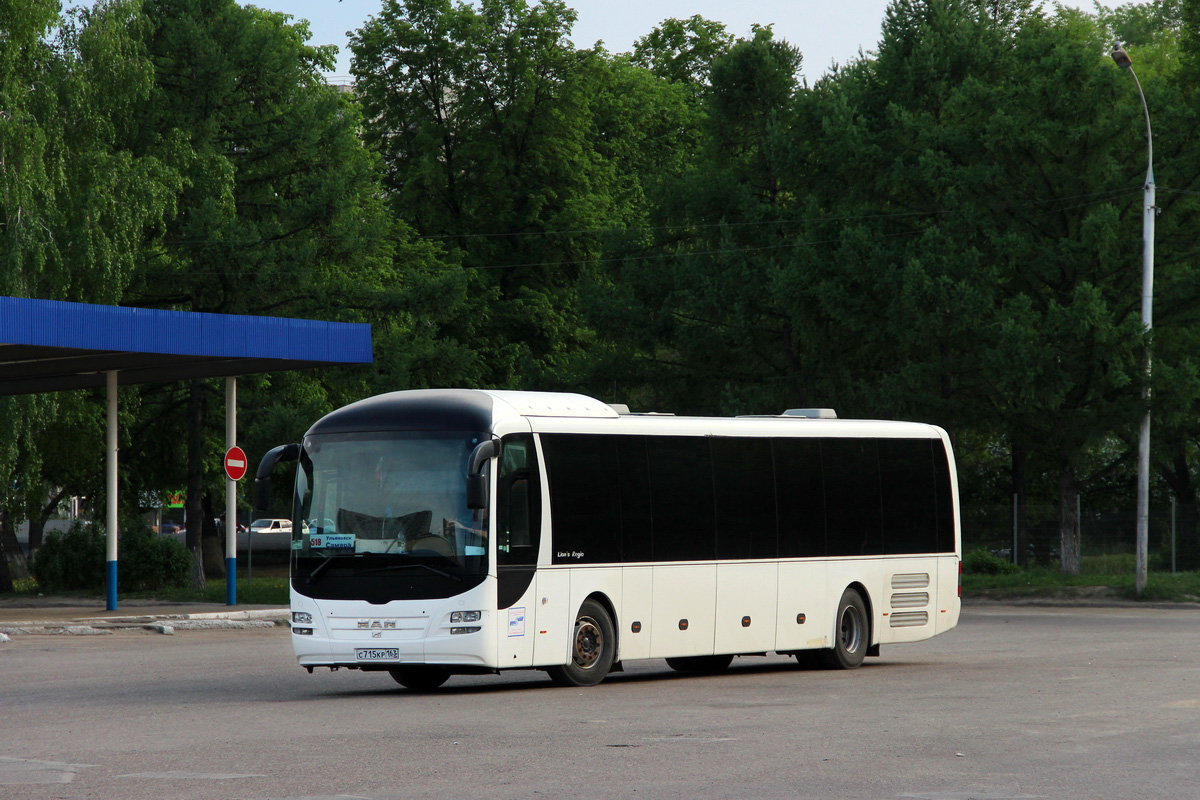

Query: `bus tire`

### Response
(790, 650, 822, 669)
(388, 666, 451, 691)
(546, 599, 616, 687)
(819, 588, 869, 670)
(665, 654, 734, 673)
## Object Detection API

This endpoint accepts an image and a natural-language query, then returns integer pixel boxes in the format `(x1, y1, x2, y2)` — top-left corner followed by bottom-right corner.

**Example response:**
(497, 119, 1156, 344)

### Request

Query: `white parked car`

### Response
(249, 518, 292, 534)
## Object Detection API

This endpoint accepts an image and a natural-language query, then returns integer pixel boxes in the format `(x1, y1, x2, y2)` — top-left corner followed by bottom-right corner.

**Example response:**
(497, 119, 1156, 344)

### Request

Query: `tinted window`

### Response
(496, 433, 542, 566)
(542, 432, 953, 563)
(774, 438, 827, 557)
(822, 439, 882, 556)
(712, 437, 778, 559)
(616, 436, 654, 562)
(878, 438, 938, 554)
(932, 440, 956, 553)
(541, 434, 621, 564)
(646, 436, 716, 561)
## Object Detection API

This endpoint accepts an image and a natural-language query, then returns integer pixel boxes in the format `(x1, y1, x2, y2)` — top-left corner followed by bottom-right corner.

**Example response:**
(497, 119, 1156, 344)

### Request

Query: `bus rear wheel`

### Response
(546, 599, 615, 687)
(388, 666, 450, 691)
(665, 654, 734, 673)
(819, 588, 869, 670)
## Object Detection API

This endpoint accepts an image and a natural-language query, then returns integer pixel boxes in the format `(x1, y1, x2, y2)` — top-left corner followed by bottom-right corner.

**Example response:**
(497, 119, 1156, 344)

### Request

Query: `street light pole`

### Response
(1112, 42, 1154, 594)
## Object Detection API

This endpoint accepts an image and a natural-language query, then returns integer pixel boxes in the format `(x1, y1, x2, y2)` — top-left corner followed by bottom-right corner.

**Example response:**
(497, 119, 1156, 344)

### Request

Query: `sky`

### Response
(251, 0, 963, 83)
(66, 0, 1113, 83)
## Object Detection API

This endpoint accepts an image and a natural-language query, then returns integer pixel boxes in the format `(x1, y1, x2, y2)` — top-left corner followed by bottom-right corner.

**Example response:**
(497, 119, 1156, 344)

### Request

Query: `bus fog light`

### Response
(450, 626, 481, 635)
(450, 611, 481, 623)
(293, 627, 314, 636)
(293, 611, 313, 624)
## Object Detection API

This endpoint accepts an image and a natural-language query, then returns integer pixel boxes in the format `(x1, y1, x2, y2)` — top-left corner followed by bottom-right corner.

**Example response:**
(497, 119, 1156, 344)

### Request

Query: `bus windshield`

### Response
(292, 431, 489, 601)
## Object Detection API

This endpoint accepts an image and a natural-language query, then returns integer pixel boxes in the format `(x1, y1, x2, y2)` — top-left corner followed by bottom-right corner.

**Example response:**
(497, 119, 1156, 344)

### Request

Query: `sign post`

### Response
(224, 377, 243, 605)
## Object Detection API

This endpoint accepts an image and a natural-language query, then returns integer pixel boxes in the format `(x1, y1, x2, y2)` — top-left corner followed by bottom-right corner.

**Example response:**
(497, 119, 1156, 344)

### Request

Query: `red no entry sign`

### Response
(224, 446, 248, 481)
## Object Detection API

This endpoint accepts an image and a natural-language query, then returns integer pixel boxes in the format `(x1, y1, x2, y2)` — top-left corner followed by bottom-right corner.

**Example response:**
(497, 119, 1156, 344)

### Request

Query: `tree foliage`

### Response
(7, 0, 1200, 590)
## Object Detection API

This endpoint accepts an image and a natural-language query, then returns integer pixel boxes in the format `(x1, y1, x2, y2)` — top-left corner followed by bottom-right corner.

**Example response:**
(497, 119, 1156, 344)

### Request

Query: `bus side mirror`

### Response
(255, 443, 300, 517)
(467, 474, 487, 510)
(466, 438, 500, 510)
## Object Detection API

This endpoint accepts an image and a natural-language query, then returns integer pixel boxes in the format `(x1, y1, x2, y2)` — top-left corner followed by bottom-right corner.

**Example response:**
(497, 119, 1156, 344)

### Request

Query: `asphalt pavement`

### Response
(1, 589, 1193, 639)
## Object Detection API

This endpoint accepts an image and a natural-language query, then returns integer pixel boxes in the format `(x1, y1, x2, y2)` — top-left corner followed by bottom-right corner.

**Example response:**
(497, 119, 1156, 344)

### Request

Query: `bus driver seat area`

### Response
(407, 534, 454, 557)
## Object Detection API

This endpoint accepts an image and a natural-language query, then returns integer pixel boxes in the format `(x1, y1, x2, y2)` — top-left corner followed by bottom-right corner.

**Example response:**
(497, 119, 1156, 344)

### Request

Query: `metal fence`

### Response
(961, 500, 1184, 569)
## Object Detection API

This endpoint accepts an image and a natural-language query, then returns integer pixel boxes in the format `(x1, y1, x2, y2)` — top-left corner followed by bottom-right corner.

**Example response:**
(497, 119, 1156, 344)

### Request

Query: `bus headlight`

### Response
(293, 611, 313, 624)
(450, 611, 481, 623)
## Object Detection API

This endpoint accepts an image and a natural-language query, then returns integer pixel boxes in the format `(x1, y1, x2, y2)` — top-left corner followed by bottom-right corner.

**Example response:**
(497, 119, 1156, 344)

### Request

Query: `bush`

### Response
(32, 518, 193, 594)
(118, 520, 193, 591)
(963, 548, 1022, 575)
(31, 521, 106, 593)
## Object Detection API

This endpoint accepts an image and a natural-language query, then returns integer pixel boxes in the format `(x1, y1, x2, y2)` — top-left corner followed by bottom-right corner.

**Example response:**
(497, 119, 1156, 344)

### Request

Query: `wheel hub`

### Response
(839, 606, 863, 654)
(573, 616, 602, 668)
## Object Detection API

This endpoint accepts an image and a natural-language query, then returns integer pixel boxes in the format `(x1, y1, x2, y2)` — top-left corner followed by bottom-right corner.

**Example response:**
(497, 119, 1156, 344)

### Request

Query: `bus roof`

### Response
(307, 389, 946, 441)
(482, 390, 945, 441)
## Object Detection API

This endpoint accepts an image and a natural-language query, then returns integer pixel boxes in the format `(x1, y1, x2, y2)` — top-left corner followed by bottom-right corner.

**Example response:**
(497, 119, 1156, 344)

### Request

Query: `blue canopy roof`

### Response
(0, 296, 373, 395)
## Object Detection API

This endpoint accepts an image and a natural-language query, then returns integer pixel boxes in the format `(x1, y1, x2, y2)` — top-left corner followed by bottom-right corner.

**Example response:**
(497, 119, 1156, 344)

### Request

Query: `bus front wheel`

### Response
(388, 666, 450, 691)
(547, 599, 616, 687)
(819, 588, 869, 670)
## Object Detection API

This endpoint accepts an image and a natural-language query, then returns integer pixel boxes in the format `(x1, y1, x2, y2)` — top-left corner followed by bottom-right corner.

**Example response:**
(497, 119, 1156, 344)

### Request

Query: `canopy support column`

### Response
(226, 377, 237, 606)
(105, 371, 118, 611)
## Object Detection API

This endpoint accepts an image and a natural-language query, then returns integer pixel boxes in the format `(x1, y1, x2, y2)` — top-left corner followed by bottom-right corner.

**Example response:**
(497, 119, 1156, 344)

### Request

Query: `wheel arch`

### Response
(843, 580, 875, 645)
(582, 591, 620, 661)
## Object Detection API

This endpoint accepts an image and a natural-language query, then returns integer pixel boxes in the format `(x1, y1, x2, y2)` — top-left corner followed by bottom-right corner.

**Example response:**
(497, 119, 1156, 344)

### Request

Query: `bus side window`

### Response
(508, 478, 530, 548)
(497, 433, 540, 566)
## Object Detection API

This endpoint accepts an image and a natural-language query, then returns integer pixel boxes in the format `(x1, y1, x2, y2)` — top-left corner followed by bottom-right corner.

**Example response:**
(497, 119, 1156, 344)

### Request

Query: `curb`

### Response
(0, 608, 290, 638)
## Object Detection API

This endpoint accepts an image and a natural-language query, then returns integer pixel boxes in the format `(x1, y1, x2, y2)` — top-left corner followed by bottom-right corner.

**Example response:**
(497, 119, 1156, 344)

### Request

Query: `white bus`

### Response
(256, 389, 961, 690)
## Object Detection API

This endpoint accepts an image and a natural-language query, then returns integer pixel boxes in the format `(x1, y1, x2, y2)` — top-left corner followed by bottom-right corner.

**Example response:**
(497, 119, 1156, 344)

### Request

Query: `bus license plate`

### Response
(355, 648, 399, 662)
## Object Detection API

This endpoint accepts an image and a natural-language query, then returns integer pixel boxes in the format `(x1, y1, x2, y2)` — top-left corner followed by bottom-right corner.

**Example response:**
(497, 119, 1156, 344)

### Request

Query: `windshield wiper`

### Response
(358, 563, 462, 582)
(304, 554, 338, 586)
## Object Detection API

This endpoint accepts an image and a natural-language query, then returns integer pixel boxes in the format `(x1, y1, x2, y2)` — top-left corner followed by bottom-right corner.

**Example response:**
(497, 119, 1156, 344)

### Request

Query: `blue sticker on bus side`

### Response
(508, 607, 526, 637)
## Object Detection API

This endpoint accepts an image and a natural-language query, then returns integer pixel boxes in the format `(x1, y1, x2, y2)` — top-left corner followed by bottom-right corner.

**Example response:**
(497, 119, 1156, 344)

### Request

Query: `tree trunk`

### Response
(0, 507, 32, 585)
(1012, 438, 1028, 567)
(201, 491, 225, 578)
(1164, 445, 1199, 572)
(29, 484, 68, 558)
(0, 509, 15, 593)
(1058, 457, 1081, 575)
(186, 379, 207, 589)
(27, 514, 45, 560)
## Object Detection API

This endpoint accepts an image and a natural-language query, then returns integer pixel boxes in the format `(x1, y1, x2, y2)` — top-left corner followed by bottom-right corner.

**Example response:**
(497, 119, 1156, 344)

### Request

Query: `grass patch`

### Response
(964, 565, 1200, 603)
(124, 576, 290, 605)
(8, 575, 290, 605)
(9, 558, 1198, 606)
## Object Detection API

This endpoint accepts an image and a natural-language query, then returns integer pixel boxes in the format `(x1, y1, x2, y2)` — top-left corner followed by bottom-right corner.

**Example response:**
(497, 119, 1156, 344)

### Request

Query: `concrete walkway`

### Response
(0, 596, 289, 637)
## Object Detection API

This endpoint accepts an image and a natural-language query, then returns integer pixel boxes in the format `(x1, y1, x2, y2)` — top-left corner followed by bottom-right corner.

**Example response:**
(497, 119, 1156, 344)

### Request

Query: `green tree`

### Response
(814, 1, 1153, 574)
(118, 0, 397, 582)
(1128, 0, 1200, 569)
(608, 0, 1184, 577)
(0, 0, 179, 591)
(2, 0, 178, 301)
(630, 15, 734, 97)
(601, 25, 807, 415)
(353, 0, 644, 389)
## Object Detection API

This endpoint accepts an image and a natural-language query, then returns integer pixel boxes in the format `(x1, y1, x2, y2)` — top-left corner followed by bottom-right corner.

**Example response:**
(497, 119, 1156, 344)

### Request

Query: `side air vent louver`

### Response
(891, 573, 931, 590)
(890, 592, 930, 609)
